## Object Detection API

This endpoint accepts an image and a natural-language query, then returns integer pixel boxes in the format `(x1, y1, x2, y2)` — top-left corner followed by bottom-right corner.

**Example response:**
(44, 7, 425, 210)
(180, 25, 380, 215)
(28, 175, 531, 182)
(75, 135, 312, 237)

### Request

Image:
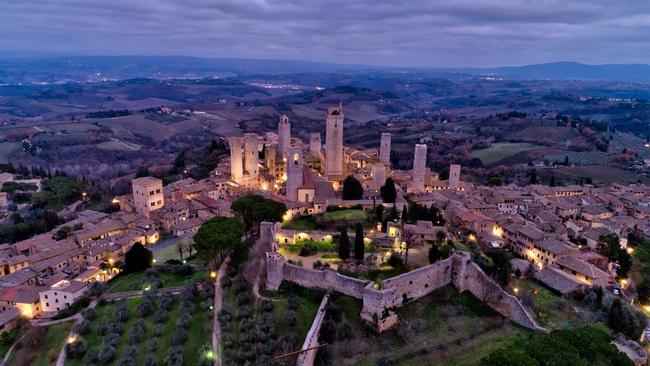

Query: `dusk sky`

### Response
(1, 0, 649, 67)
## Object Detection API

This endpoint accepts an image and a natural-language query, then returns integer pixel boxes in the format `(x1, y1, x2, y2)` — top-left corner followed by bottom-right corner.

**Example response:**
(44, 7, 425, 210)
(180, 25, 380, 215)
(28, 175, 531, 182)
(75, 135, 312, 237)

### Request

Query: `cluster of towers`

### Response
(228, 103, 462, 202)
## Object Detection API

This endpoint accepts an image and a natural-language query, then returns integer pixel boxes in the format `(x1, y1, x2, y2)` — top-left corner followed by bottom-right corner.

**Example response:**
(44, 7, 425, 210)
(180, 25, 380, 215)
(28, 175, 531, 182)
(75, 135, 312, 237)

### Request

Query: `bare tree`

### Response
(401, 227, 417, 267)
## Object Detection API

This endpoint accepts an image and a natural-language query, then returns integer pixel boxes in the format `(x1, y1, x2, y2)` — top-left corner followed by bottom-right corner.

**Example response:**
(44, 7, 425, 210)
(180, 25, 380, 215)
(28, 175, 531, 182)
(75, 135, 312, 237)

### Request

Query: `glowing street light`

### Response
(210, 271, 217, 279)
(513, 287, 519, 294)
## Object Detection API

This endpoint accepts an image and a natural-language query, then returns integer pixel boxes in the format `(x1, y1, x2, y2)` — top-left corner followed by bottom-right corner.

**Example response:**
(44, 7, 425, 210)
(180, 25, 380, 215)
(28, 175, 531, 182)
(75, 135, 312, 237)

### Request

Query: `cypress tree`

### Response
(338, 228, 350, 260)
(354, 223, 364, 261)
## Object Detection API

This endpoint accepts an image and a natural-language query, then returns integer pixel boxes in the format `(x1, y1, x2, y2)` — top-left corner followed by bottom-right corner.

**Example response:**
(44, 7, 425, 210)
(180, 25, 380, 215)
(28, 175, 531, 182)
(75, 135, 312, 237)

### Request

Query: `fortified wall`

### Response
(263, 222, 547, 332)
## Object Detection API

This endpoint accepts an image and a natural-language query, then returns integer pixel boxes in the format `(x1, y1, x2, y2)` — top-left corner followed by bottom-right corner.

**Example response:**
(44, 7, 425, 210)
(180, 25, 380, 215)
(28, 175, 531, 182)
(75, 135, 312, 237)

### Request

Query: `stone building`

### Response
(286, 147, 304, 202)
(132, 177, 164, 217)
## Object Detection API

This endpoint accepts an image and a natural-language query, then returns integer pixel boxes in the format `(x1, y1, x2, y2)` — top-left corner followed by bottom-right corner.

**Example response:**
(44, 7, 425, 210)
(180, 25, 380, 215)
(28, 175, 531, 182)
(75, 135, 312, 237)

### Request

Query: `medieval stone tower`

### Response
(229, 136, 244, 185)
(449, 164, 461, 190)
(379, 133, 391, 165)
(412, 144, 427, 192)
(325, 104, 344, 177)
(278, 114, 291, 157)
(244, 133, 259, 180)
(285, 147, 303, 201)
(310, 133, 322, 157)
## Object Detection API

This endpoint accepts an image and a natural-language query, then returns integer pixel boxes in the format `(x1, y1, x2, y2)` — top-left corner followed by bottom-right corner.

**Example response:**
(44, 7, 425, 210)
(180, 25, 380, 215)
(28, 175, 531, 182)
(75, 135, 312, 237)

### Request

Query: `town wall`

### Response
(262, 222, 546, 333)
(296, 294, 330, 366)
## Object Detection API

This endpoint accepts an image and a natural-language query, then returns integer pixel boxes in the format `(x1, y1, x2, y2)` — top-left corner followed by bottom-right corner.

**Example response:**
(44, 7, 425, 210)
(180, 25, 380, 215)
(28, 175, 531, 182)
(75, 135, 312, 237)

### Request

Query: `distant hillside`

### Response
(2, 56, 650, 83)
(488, 62, 650, 82)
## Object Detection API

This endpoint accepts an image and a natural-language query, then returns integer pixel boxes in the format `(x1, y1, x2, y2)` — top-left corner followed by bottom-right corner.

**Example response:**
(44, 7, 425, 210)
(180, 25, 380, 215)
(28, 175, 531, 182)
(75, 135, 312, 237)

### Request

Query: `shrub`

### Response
(137, 298, 155, 317)
(144, 356, 158, 366)
(98, 345, 117, 364)
(160, 294, 174, 311)
(112, 322, 125, 335)
(128, 326, 145, 343)
(117, 359, 134, 366)
(164, 345, 184, 366)
(102, 332, 120, 347)
(284, 310, 297, 327)
(84, 347, 99, 364)
(176, 313, 193, 329)
(171, 328, 188, 345)
(236, 292, 252, 306)
(97, 320, 112, 335)
(260, 299, 273, 313)
(123, 345, 138, 358)
(152, 324, 163, 337)
(66, 338, 87, 358)
(155, 310, 169, 323)
(81, 307, 97, 320)
(147, 338, 159, 352)
(114, 301, 130, 322)
(237, 305, 253, 320)
(52, 296, 91, 320)
(75, 319, 91, 335)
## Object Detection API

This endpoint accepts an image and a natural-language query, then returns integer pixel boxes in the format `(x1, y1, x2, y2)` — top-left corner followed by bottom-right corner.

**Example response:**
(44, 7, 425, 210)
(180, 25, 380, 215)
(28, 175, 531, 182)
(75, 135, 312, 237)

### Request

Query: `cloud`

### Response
(1, 0, 649, 67)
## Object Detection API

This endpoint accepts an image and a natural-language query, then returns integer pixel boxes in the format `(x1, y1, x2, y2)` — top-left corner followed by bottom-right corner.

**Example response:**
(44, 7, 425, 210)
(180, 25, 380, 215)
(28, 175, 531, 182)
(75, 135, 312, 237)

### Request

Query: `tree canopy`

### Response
(597, 234, 631, 279)
(380, 178, 397, 203)
(338, 228, 350, 260)
(342, 176, 363, 200)
(125, 243, 153, 273)
(193, 216, 245, 264)
(481, 325, 632, 366)
(354, 223, 365, 261)
(231, 195, 287, 232)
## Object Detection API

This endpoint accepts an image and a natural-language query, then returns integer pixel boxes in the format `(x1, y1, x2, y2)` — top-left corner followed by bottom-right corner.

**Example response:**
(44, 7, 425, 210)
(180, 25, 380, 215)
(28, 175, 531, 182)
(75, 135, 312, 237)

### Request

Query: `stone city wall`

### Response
(262, 222, 546, 333)
(296, 294, 330, 366)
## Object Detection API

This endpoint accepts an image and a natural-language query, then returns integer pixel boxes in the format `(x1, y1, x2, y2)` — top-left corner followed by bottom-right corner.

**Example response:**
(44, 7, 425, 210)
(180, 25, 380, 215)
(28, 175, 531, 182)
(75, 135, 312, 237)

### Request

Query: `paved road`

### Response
(212, 256, 230, 366)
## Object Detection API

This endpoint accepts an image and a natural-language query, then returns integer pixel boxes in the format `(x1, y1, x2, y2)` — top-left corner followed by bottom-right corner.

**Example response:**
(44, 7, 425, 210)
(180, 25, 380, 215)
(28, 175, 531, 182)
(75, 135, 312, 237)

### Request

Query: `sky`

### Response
(1, 0, 649, 67)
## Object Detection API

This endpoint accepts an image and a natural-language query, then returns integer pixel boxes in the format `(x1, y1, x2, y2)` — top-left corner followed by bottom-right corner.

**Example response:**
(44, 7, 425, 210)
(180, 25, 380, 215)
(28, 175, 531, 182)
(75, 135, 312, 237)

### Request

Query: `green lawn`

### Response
(471, 142, 541, 165)
(631, 241, 650, 284)
(107, 269, 207, 293)
(281, 216, 319, 230)
(324, 209, 367, 221)
(507, 278, 578, 329)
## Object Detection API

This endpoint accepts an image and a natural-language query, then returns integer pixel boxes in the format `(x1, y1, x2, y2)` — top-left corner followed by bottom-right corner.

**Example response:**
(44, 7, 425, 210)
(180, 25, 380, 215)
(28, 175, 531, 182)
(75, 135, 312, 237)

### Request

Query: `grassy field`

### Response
(9, 322, 73, 366)
(282, 209, 369, 231)
(471, 142, 541, 164)
(507, 278, 578, 329)
(555, 165, 649, 184)
(0, 142, 22, 163)
(324, 209, 367, 221)
(107, 269, 207, 293)
(320, 288, 532, 366)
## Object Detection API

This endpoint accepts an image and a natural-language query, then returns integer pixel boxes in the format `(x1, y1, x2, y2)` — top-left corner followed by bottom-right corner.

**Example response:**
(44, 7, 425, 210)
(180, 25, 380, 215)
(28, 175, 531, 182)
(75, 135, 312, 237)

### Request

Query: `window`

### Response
(44, 295, 48, 299)
(55, 299, 58, 303)
(46, 302, 49, 307)
(156, 189, 161, 194)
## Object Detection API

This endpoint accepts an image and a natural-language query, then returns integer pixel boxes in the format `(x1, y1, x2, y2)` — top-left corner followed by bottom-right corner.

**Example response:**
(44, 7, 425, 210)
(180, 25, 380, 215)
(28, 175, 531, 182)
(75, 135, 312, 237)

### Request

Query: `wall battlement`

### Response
(262, 222, 547, 333)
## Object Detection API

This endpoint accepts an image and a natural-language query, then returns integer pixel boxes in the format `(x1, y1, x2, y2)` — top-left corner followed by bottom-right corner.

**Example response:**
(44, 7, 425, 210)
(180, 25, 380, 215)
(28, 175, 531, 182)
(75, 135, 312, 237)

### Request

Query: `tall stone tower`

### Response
(379, 133, 391, 165)
(132, 177, 164, 218)
(278, 115, 291, 157)
(325, 105, 344, 177)
(244, 133, 259, 180)
(265, 144, 277, 178)
(412, 144, 427, 192)
(310, 133, 322, 157)
(449, 164, 461, 190)
(285, 147, 303, 201)
(229, 137, 244, 184)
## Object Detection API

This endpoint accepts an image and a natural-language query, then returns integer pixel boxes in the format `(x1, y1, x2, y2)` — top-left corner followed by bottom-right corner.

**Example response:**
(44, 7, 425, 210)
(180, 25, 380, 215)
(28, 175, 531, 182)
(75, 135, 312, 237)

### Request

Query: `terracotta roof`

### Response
(535, 266, 585, 294)
(555, 255, 610, 280)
